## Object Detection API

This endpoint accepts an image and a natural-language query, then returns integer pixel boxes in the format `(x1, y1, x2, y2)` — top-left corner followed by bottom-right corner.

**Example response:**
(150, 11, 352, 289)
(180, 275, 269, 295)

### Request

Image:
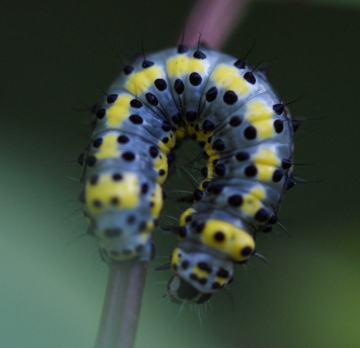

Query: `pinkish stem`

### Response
(177, 0, 252, 50)
(95, 262, 147, 348)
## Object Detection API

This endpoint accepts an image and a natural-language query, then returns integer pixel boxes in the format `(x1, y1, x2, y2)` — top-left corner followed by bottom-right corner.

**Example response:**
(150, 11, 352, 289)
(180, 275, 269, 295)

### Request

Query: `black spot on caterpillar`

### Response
(78, 44, 297, 304)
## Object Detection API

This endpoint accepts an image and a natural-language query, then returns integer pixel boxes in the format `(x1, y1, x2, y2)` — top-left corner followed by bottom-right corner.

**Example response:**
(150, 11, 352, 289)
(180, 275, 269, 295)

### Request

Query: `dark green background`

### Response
(1, 1, 360, 347)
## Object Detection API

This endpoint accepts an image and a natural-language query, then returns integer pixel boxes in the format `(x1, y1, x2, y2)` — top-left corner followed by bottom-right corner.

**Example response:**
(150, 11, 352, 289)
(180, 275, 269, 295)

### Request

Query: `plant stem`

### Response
(178, 0, 252, 50)
(95, 262, 147, 348)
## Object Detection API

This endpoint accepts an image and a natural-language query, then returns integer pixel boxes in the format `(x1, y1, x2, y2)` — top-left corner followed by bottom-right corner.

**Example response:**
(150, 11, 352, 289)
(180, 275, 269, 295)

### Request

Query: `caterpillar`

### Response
(79, 44, 296, 303)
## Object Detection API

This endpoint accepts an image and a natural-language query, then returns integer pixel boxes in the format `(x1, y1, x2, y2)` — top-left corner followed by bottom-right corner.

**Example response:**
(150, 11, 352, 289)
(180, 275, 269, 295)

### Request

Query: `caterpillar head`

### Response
(167, 242, 234, 304)
(167, 275, 212, 304)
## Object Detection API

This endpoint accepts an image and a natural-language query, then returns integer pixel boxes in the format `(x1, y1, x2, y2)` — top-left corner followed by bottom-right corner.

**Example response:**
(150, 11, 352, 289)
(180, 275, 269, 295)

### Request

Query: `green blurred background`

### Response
(1, 0, 360, 347)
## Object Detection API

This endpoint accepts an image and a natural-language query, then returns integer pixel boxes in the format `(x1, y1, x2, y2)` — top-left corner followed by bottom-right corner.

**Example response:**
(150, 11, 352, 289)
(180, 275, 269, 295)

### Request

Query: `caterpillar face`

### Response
(80, 45, 295, 302)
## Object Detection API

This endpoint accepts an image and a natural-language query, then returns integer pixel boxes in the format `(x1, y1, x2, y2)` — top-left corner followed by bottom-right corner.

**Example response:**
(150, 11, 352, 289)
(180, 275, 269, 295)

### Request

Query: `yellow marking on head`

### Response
(106, 94, 133, 127)
(246, 100, 274, 138)
(211, 64, 250, 96)
(242, 186, 266, 216)
(192, 266, 209, 279)
(95, 133, 119, 159)
(150, 183, 163, 218)
(85, 172, 139, 214)
(215, 277, 227, 286)
(126, 65, 163, 95)
(179, 208, 196, 227)
(166, 55, 208, 77)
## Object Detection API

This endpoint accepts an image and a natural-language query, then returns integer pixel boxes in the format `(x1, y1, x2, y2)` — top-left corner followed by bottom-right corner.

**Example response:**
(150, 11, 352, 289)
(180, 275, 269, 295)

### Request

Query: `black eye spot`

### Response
(274, 120, 284, 133)
(130, 99, 143, 108)
(189, 72, 202, 86)
(272, 170, 283, 182)
(202, 181, 210, 189)
(154, 78, 167, 91)
(129, 114, 143, 124)
(236, 151, 249, 161)
(212, 139, 225, 151)
(229, 116, 242, 127)
(217, 268, 229, 278)
(111, 197, 119, 205)
(186, 111, 197, 122)
(181, 260, 190, 269)
(255, 208, 269, 222)
(171, 113, 182, 125)
(198, 262, 212, 273)
(244, 126, 257, 140)
(223, 91, 238, 105)
(202, 120, 215, 131)
(244, 165, 257, 177)
(122, 152, 135, 161)
(228, 194, 243, 207)
(149, 146, 159, 158)
(158, 169, 166, 176)
(141, 183, 149, 194)
(214, 231, 225, 242)
(174, 79, 184, 94)
(112, 173, 123, 181)
(117, 135, 129, 144)
(214, 164, 226, 176)
(206, 87, 218, 102)
(241, 246, 253, 257)
(146, 93, 158, 106)
(161, 121, 171, 132)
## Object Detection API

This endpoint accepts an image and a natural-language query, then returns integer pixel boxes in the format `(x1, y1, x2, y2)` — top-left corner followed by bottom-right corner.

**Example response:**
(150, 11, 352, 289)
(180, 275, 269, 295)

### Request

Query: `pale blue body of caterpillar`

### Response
(79, 45, 296, 304)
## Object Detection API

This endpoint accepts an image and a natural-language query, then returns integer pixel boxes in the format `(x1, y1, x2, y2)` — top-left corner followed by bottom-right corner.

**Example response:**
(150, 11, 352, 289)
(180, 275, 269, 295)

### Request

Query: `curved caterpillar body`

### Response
(79, 44, 296, 303)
